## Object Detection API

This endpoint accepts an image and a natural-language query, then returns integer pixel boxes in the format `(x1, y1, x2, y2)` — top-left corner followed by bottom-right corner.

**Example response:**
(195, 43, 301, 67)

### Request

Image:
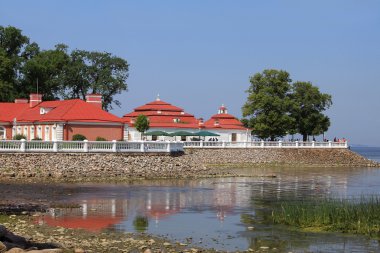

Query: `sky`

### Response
(1, 0, 379, 146)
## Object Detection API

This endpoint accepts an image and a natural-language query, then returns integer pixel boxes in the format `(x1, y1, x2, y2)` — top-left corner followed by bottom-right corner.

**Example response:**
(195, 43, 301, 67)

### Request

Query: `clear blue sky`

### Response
(1, 0, 379, 146)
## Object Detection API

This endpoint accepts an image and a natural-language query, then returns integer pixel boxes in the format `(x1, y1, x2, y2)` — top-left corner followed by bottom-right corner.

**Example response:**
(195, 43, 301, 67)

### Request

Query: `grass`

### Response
(271, 196, 380, 237)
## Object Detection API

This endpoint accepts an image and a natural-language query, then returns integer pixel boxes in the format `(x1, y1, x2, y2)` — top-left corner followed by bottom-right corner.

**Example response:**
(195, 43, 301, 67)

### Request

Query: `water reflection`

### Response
(35, 167, 380, 251)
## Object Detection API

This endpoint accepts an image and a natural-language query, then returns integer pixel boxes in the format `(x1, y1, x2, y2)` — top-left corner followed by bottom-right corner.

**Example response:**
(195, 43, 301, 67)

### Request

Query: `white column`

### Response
(261, 140, 264, 148)
(279, 140, 282, 148)
(295, 141, 299, 148)
(312, 141, 315, 148)
(140, 141, 145, 152)
(83, 140, 88, 152)
(20, 139, 26, 152)
(112, 140, 117, 152)
(53, 140, 58, 152)
(166, 141, 171, 152)
(222, 141, 226, 148)
(329, 141, 332, 148)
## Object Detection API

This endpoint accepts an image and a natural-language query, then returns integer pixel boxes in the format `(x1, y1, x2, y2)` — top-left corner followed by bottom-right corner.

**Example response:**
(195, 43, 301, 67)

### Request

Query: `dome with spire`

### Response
(205, 104, 247, 130)
(122, 96, 200, 129)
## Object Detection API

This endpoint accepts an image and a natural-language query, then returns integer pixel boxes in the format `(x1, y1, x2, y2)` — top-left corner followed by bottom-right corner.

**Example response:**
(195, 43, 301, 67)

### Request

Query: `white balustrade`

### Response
(0, 140, 348, 152)
(0, 140, 184, 153)
(183, 141, 348, 149)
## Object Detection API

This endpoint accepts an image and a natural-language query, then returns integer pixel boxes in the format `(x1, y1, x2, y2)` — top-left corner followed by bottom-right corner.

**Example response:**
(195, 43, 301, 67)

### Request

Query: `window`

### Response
(0, 126, 5, 140)
(173, 118, 180, 123)
(17, 127, 21, 135)
(30, 127, 35, 140)
(37, 126, 42, 138)
(45, 126, 50, 141)
(231, 133, 237, 142)
(24, 127, 28, 139)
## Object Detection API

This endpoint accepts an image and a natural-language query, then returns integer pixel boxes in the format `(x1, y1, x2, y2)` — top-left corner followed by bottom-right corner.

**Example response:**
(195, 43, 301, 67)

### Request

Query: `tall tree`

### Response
(61, 50, 129, 111)
(0, 26, 30, 101)
(20, 44, 70, 100)
(242, 69, 295, 140)
(135, 115, 150, 140)
(290, 81, 332, 141)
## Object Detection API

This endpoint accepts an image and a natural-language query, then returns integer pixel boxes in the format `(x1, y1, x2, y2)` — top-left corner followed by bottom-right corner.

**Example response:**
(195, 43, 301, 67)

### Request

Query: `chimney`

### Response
(86, 94, 102, 109)
(29, 94, 42, 107)
(198, 118, 204, 126)
(15, 98, 28, 104)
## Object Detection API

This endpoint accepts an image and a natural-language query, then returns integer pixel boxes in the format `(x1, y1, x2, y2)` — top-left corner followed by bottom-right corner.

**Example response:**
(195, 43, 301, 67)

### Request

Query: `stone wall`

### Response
(0, 149, 378, 181)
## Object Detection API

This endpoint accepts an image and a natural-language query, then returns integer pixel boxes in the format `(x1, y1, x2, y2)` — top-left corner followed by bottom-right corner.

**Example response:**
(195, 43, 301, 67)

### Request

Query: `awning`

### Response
(168, 131, 195, 136)
(144, 130, 170, 136)
(192, 130, 220, 137)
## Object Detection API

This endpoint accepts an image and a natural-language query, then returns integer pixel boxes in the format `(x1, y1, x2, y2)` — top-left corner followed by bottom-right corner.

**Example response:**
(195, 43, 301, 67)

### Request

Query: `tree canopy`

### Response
(242, 69, 332, 141)
(0, 25, 129, 110)
(135, 115, 150, 139)
(242, 69, 295, 140)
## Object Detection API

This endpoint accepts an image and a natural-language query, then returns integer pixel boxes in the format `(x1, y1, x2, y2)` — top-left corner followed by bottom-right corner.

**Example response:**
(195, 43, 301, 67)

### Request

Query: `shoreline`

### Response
(0, 149, 378, 183)
(1, 213, 217, 253)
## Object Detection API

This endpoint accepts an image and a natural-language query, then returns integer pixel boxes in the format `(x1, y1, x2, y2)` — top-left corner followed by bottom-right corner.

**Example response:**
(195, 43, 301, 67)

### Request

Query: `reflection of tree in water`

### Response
(241, 198, 317, 252)
(133, 216, 149, 232)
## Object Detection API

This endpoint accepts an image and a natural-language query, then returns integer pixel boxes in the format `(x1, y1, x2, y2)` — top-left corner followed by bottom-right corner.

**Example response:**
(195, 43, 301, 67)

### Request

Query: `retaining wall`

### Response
(0, 149, 378, 181)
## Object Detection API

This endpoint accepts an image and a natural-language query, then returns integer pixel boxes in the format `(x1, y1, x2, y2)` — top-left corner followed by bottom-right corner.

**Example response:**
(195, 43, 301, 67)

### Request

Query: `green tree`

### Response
(290, 81, 332, 141)
(0, 26, 30, 101)
(135, 115, 150, 140)
(20, 44, 70, 100)
(60, 50, 129, 111)
(242, 69, 295, 140)
(0, 26, 129, 109)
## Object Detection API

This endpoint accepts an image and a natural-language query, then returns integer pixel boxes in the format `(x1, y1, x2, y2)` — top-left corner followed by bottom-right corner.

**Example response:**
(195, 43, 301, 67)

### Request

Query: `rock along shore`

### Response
(0, 148, 378, 181)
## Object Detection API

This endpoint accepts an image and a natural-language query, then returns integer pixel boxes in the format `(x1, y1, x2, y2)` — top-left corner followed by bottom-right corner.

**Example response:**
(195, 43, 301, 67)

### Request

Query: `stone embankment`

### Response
(0, 149, 378, 181)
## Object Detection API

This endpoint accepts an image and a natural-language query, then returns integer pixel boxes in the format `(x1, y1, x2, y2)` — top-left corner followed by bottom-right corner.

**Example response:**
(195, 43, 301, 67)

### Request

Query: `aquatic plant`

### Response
(271, 196, 380, 237)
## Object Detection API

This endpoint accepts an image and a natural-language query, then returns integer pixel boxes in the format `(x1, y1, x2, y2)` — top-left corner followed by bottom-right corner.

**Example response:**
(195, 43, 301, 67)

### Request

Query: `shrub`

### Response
(72, 134, 87, 141)
(13, 134, 27, 140)
(95, 136, 107, 141)
(32, 137, 42, 141)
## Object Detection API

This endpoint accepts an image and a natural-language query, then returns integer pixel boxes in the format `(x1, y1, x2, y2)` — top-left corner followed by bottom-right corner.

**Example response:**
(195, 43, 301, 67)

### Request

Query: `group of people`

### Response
(208, 138, 219, 142)
(333, 137, 347, 143)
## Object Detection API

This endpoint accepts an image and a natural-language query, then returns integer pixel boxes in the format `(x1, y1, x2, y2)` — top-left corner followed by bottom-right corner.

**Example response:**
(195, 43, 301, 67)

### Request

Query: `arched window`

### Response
(0, 126, 6, 140)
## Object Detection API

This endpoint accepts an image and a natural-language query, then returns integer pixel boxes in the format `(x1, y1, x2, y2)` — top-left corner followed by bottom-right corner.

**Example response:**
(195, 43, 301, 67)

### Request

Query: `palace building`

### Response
(122, 96, 250, 142)
(0, 93, 123, 141)
(1, 94, 249, 142)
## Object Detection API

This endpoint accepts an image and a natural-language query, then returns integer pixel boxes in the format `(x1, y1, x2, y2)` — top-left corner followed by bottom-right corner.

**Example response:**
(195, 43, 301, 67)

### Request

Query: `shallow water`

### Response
(3, 147, 380, 252)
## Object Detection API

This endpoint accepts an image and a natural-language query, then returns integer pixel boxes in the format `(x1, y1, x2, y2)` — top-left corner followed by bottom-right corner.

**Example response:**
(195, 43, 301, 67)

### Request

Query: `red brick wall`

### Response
(4, 125, 13, 140)
(65, 124, 123, 141)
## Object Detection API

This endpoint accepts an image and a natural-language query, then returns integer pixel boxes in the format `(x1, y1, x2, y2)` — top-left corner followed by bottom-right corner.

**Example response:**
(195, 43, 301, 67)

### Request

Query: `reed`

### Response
(271, 196, 380, 237)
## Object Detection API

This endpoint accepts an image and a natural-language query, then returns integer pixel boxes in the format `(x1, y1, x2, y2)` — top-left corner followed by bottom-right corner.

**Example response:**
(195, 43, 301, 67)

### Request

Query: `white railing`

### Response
(0, 140, 184, 153)
(183, 140, 348, 149)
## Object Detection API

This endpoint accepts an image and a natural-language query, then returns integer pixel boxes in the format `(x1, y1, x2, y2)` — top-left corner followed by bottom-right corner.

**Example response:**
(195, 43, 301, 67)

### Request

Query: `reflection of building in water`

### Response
(37, 172, 350, 232)
(39, 198, 127, 232)
(145, 191, 181, 223)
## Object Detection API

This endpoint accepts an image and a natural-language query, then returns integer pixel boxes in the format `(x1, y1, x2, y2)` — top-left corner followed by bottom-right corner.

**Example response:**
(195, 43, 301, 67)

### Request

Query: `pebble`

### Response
(74, 249, 85, 253)
(0, 242, 6, 253)
(2, 149, 376, 182)
(247, 226, 255, 230)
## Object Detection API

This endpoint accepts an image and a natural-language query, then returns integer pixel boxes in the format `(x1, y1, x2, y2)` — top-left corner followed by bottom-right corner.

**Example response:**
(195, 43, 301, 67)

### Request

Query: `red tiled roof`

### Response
(0, 103, 29, 122)
(122, 99, 200, 128)
(204, 113, 248, 130)
(0, 99, 122, 124)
